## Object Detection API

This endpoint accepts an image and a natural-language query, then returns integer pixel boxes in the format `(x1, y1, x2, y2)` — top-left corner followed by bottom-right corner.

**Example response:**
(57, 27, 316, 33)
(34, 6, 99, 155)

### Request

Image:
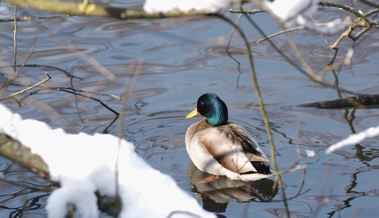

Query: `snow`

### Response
(298, 16, 352, 35)
(305, 149, 315, 158)
(143, 0, 232, 13)
(264, 0, 352, 33)
(264, 0, 317, 26)
(46, 180, 99, 218)
(326, 126, 379, 154)
(0, 103, 215, 218)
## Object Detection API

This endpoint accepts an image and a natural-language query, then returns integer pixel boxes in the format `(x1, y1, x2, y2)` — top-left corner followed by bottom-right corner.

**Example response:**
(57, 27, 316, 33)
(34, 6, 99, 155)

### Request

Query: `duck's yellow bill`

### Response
(186, 108, 200, 119)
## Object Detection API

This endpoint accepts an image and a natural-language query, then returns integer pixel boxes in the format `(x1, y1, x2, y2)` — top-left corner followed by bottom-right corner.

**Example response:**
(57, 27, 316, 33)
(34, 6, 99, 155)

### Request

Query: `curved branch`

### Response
(319, 1, 374, 25)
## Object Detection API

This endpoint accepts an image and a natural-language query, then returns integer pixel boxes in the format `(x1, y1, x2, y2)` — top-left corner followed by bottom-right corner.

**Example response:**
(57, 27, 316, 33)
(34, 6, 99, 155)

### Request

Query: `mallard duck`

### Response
(185, 93, 272, 181)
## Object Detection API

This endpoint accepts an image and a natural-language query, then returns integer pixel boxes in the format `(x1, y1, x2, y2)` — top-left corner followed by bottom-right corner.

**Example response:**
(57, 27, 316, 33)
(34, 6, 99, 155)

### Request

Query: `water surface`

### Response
(0, 1, 378, 217)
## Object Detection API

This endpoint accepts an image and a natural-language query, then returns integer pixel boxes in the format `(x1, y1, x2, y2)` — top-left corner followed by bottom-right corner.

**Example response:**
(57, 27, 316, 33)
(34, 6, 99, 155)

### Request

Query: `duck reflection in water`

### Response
(187, 161, 278, 214)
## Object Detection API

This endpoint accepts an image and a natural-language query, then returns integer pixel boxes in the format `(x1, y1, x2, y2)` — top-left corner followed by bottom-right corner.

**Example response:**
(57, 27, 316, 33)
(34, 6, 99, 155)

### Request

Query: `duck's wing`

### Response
(223, 124, 269, 161)
(223, 124, 272, 175)
(198, 124, 270, 175)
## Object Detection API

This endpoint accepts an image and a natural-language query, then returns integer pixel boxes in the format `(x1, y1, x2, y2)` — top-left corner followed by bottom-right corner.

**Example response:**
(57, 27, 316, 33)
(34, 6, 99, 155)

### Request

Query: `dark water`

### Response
(1, 0, 379, 217)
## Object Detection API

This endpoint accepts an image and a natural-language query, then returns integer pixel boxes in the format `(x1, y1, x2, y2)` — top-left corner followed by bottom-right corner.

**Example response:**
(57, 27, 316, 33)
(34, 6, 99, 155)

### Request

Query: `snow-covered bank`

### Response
(0, 103, 215, 218)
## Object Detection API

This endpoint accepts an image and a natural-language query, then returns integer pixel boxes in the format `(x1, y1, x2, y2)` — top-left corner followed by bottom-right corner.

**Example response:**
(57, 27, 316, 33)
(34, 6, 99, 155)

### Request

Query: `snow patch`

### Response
(143, 0, 232, 13)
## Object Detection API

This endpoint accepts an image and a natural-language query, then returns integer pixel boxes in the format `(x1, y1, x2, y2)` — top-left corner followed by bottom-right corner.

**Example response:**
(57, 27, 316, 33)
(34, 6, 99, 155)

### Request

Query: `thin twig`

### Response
(245, 10, 324, 82)
(225, 13, 245, 88)
(226, 13, 242, 51)
(1, 37, 36, 98)
(319, 1, 373, 25)
(102, 115, 119, 134)
(246, 5, 363, 97)
(11, 64, 83, 79)
(0, 73, 52, 100)
(64, 87, 121, 101)
(20, 86, 120, 115)
(317, 2, 379, 49)
(256, 26, 305, 43)
(57, 88, 120, 115)
(328, 18, 368, 49)
(364, 8, 379, 17)
(351, 26, 372, 40)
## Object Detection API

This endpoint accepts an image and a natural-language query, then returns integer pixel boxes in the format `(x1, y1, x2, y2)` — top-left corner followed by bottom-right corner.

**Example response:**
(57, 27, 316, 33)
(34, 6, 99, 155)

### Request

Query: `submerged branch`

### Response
(297, 94, 379, 109)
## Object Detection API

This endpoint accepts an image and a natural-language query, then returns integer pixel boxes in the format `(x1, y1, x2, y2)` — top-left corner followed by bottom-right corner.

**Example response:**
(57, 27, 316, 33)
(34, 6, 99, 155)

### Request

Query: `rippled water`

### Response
(1, 0, 379, 217)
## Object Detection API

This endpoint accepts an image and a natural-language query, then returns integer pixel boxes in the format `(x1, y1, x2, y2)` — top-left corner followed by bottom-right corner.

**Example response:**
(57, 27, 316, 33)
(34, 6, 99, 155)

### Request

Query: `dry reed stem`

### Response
(13, 3, 17, 73)
(114, 60, 143, 205)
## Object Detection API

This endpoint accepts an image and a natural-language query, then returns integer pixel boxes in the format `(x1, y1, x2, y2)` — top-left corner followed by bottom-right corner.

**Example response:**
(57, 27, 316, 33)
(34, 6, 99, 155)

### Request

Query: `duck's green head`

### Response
(186, 93, 228, 126)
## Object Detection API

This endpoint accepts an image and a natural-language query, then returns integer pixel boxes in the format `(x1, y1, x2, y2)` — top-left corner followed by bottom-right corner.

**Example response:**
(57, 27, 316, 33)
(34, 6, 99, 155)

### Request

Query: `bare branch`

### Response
(319, 1, 373, 25)
(0, 134, 50, 180)
(0, 72, 52, 100)
(1, 37, 36, 98)
(256, 26, 304, 43)
(44, 87, 120, 115)
(229, 9, 266, 14)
